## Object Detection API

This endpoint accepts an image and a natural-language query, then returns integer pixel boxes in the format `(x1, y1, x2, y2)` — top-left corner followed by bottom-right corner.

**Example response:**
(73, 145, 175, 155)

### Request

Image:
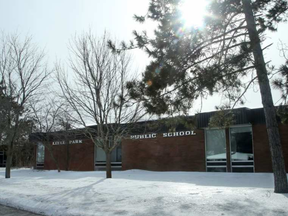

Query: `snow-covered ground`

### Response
(0, 168, 287, 216)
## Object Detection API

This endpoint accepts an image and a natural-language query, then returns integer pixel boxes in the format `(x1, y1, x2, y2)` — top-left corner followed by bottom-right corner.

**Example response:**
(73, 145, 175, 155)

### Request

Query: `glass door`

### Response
(230, 126, 254, 172)
(205, 129, 227, 172)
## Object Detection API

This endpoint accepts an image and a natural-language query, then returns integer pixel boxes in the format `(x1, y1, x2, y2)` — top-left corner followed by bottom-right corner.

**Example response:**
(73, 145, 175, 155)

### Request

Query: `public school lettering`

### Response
(130, 131, 196, 140)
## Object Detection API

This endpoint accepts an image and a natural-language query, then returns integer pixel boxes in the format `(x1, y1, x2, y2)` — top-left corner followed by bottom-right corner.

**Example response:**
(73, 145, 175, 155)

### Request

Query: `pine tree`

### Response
(273, 49, 288, 123)
(109, 0, 288, 193)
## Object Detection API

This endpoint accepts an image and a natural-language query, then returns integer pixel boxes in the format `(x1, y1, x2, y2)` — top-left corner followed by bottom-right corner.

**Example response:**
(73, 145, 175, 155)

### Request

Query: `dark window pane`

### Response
(207, 167, 227, 172)
(116, 146, 122, 162)
(207, 161, 227, 166)
(232, 167, 254, 172)
(230, 126, 254, 173)
(230, 127, 253, 161)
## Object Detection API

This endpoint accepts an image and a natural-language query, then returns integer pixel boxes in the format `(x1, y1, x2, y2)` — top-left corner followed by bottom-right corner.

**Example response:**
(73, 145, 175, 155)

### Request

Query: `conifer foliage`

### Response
(109, 0, 288, 193)
(273, 44, 288, 123)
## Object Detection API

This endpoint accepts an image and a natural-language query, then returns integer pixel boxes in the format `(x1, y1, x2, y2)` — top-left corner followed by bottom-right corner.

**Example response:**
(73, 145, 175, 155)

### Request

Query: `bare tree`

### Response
(57, 33, 146, 178)
(54, 108, 75, 171)
(0, 34, 50, 178)
(30, 99, 63, 172)
(31, 97, 83, 172)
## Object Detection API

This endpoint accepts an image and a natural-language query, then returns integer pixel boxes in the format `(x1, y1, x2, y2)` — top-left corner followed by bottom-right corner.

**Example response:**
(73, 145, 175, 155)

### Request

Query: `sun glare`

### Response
(180, 0, 209, 28)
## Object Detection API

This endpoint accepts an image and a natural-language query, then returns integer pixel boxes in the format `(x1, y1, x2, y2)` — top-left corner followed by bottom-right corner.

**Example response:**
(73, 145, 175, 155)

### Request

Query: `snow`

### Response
(0, 168, 287, 216)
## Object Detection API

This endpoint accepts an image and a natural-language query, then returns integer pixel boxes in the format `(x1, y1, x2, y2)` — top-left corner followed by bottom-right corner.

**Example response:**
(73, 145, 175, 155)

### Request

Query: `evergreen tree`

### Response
(109, 0, 288, 192)
(0, 78, 33, 167)
(273, 52, 288, 123)
(0, 79, 22, 147)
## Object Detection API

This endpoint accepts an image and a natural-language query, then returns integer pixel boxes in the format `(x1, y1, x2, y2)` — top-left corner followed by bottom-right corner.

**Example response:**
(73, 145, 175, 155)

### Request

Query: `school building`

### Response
(32, 107, 288, 173)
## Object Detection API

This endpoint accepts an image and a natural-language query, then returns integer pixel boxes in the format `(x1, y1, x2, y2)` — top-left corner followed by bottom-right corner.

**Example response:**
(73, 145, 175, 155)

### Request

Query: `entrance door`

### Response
(230, 126, 254, 172)
(205, 126, 254, 172)
(205, 129, 227, 172)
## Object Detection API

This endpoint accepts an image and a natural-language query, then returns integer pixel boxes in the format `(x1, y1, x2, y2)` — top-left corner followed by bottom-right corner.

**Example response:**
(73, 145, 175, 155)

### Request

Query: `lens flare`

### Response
(179, 0, 208, 28)
(147, 80, 153, 86)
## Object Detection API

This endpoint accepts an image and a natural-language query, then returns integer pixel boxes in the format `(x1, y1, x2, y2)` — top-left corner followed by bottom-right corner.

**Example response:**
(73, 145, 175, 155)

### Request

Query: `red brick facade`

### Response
(122, 130, 205, 171)
(38, 124, 288, 173)
(253, 124, 288, 172)
(44, 139, 94, 171)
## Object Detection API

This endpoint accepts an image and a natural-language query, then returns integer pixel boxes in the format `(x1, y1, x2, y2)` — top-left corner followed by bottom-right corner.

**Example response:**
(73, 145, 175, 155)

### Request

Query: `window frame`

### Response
(204, 128, 227, 172)
(229, 124, 255, 173)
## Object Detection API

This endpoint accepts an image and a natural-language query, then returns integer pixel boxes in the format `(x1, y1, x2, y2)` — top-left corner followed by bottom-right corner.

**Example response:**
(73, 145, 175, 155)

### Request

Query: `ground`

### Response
(0, 168, 287, 216)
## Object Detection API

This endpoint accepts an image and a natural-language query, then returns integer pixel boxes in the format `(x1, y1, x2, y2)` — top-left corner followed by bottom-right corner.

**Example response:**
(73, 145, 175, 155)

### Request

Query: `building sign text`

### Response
(52, 140, 83, 145)
(130, 131, 196, 140)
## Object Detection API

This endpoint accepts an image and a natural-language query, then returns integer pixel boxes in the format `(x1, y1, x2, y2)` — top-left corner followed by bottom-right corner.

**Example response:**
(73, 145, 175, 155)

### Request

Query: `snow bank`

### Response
(0, 169, 287, 216)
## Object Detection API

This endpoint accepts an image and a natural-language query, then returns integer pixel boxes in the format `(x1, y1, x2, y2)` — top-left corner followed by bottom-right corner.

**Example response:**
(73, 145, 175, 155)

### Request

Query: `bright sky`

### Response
(180, 0, 209, 27)
(0, 0, 288, 114)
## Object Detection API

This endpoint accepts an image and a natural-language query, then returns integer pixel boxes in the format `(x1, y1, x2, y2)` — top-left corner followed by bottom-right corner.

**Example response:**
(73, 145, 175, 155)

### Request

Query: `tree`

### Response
(1, 78, 35, 168)
(0, 34, 50, 178)
(273, 42, 288, 123)
(57, 33, 146, 178)
(109, 0, 288, 192)
(30, 99, 64, 172)
(31, 100, 81, 172)
(0, 80, 14, 146)
(12, 119, 34, 167)
(55, 110, 74, 171)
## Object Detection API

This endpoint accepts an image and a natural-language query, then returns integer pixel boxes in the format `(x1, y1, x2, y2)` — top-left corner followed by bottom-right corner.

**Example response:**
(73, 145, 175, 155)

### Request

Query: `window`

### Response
(96, 148, 106, 162)
(116, 147, 122, 162)
(95, 146, 122, 162)
(36, 143, 45, 163)
(0, 150, 6, 167)
(205, 129, 227, 172)
(205, 126, 254, 172)
(230, 126, 254, 172)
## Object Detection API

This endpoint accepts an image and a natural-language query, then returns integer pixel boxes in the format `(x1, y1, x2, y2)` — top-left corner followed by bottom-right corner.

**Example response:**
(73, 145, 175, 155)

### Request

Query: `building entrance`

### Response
(205, 126, 254, 172)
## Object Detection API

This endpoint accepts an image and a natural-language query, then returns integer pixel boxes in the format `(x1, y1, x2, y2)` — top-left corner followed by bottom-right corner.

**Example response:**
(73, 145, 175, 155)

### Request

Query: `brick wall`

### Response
(40, 124, 288, 172)
(44, 139, 94, 171)
(122, 130, 206, 171)
(253, 124, 288, 172)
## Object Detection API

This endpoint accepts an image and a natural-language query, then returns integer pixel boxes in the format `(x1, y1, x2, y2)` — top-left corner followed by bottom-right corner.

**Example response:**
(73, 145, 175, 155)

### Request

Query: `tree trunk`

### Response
(5, 146, 12, 178)
(66, 140, 70, 171)
(106, 152, 112, 178)
(5, 116, 18, 178)
(242, 0, 288, 193)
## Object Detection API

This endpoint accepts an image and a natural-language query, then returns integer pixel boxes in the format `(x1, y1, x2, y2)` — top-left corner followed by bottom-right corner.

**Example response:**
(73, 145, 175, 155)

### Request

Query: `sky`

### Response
(0, 0, 288, 114)
(0, 0, 152, 70)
